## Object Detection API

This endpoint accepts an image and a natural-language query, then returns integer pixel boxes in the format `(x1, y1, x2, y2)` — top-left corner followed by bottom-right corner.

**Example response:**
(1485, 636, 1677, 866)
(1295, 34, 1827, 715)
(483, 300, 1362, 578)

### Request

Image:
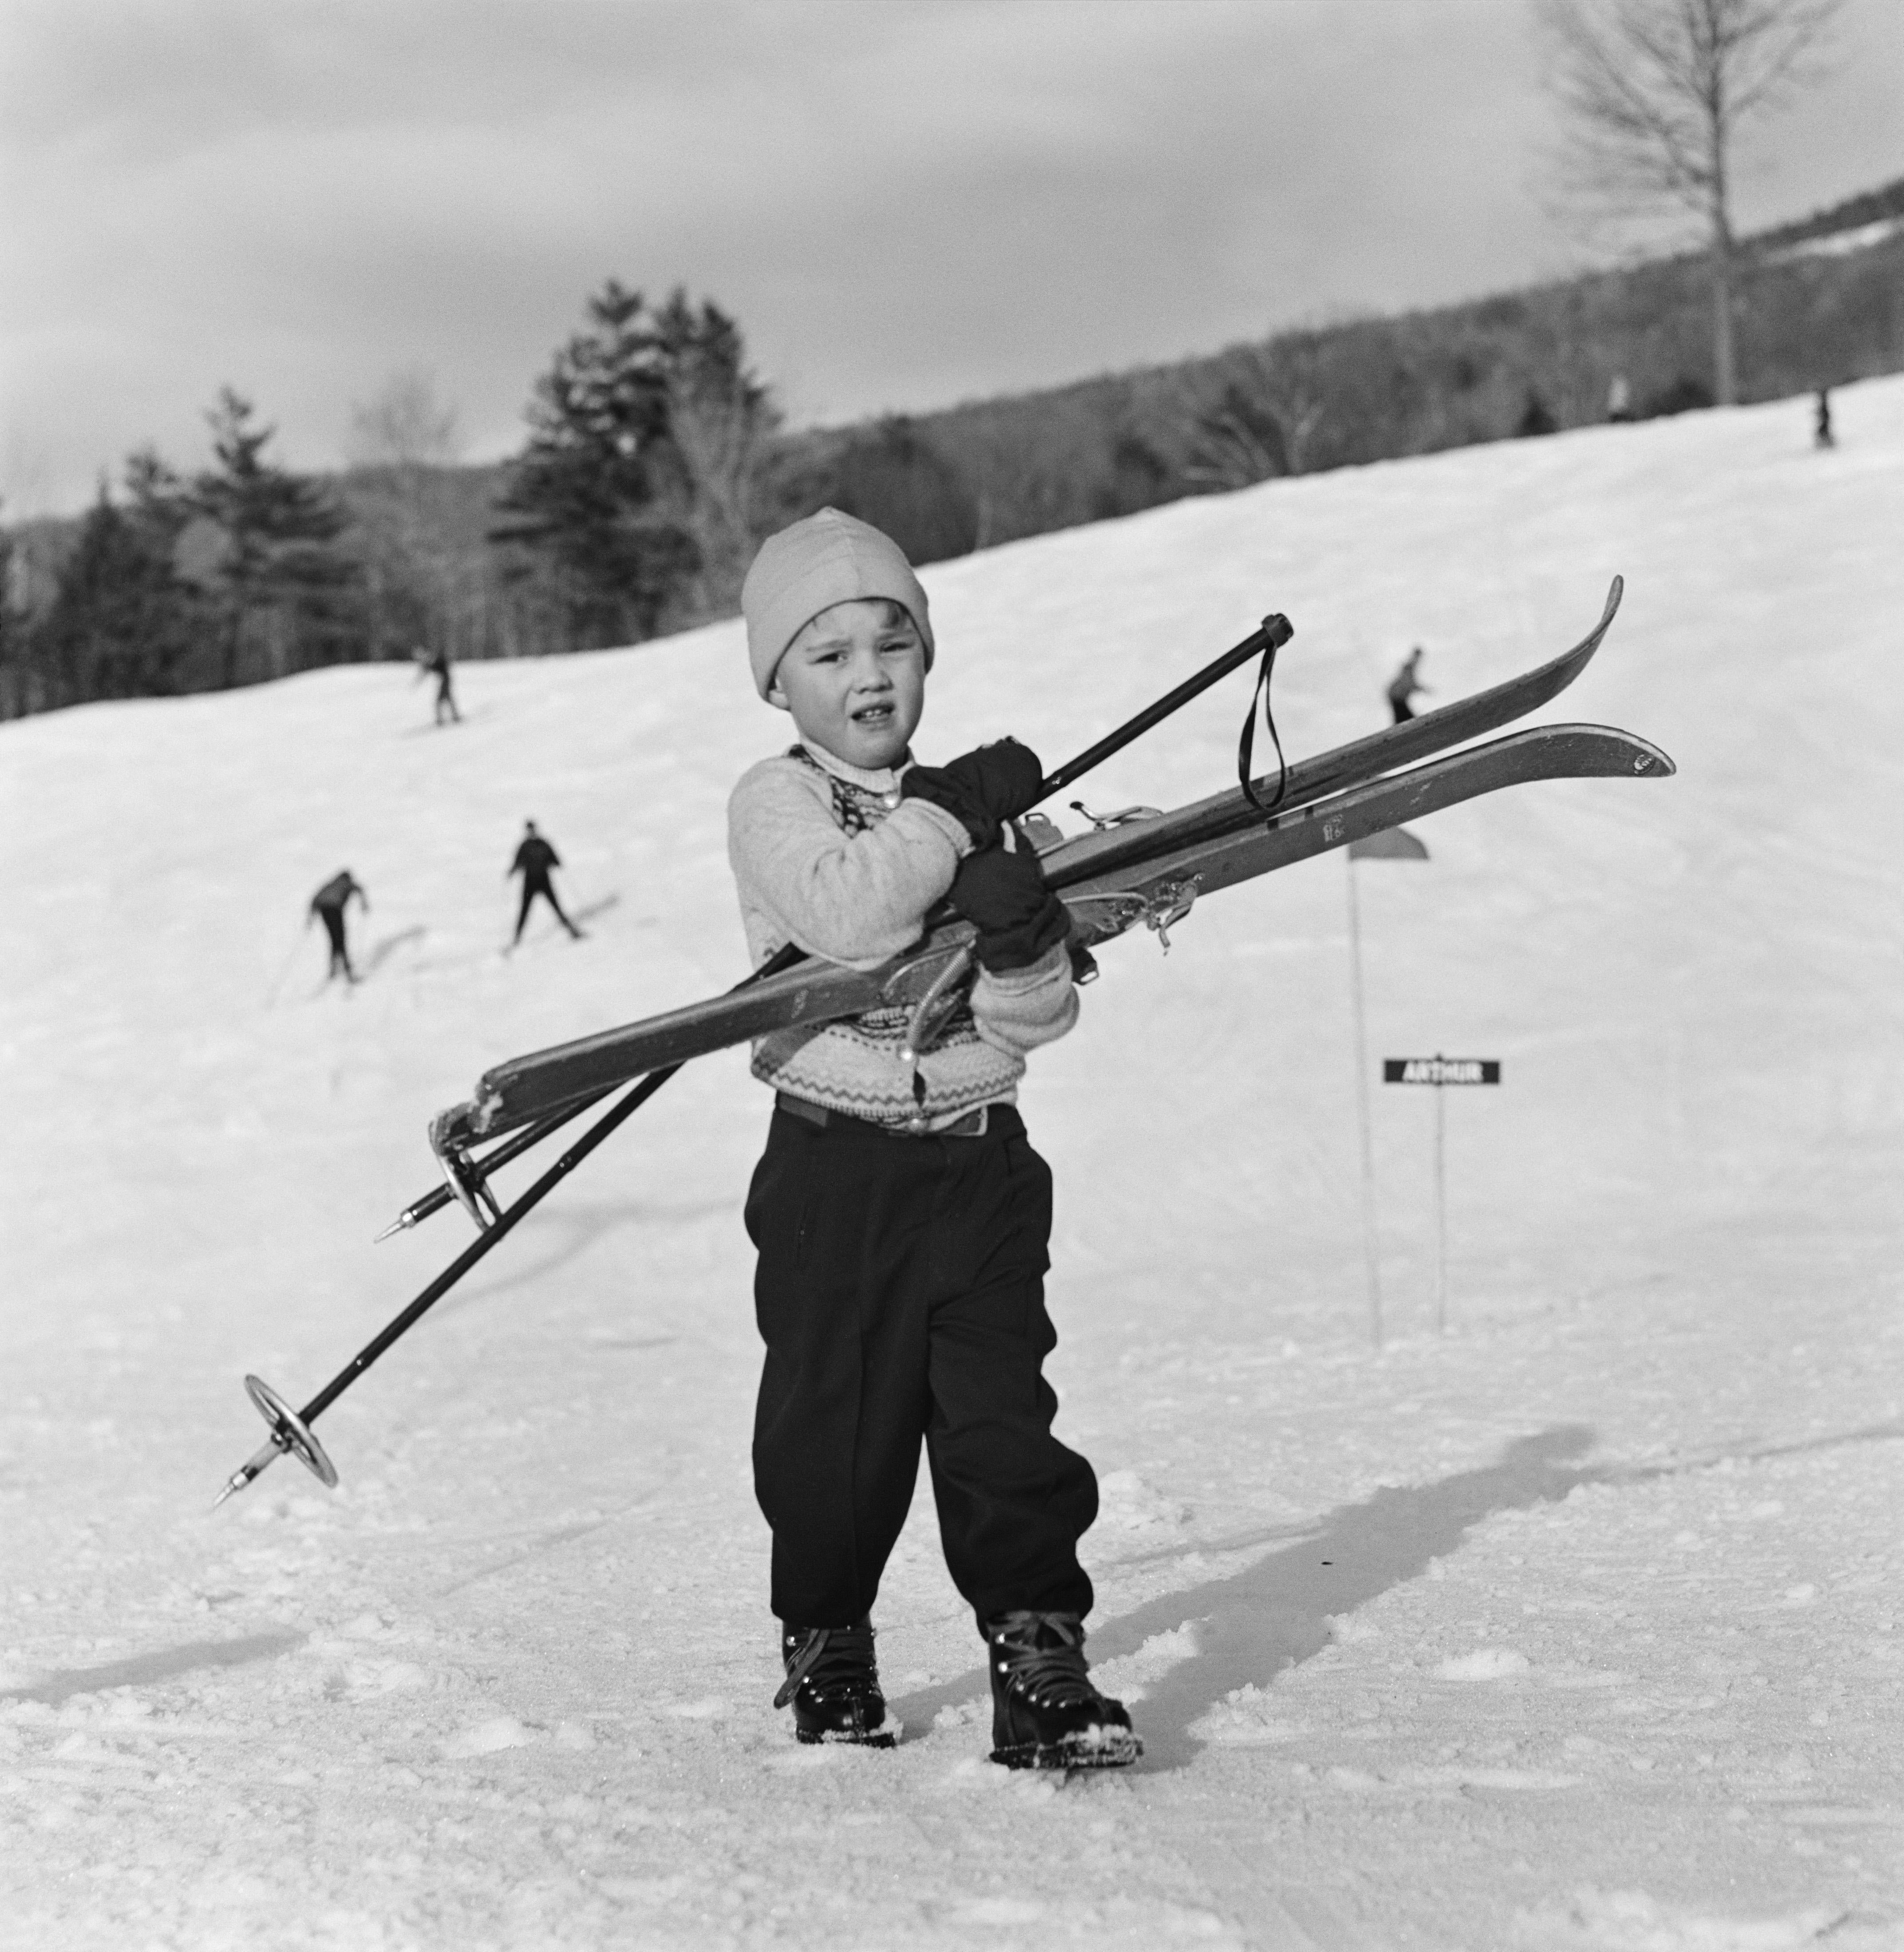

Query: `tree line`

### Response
(0, 288, 785, 716)
(4, 176, 1898, 715)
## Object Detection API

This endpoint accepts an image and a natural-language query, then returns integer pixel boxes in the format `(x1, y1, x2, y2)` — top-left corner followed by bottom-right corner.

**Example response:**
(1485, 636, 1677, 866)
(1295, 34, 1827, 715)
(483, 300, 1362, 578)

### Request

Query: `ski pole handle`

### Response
(1035, 612, 1292, 802)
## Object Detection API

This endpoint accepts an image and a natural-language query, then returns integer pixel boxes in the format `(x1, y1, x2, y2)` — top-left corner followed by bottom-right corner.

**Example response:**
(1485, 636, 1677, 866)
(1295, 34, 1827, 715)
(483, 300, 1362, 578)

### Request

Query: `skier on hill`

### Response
(308, 871, 369, 985)
(507, 820, 583, 946)
(1815, 388, 1834, 450)
(1387, 646, 1430, 724)
(412, 644, 460, 725)
(727, 507, 1137, 1771)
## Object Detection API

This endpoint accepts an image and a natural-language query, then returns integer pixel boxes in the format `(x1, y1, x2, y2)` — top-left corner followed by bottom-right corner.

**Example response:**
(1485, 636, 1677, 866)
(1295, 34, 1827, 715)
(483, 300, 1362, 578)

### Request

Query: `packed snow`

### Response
(3, 379, 1901, 1952)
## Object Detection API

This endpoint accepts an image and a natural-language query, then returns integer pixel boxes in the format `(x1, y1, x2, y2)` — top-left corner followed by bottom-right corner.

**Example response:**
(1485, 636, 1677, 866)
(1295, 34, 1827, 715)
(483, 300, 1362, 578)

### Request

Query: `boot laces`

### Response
(775, 1621, 877, 1711)
(988, 1611, 1099, 1710)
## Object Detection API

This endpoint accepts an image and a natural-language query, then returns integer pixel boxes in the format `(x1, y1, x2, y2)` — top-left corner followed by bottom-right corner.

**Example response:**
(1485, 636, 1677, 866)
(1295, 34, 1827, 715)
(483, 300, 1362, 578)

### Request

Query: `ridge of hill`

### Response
(4, 175, 1900, 704)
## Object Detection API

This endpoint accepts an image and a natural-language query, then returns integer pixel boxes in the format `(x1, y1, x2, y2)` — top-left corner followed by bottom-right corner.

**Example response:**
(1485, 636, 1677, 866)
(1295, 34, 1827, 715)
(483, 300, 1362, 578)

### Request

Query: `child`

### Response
(727, 507, 1139, 1770)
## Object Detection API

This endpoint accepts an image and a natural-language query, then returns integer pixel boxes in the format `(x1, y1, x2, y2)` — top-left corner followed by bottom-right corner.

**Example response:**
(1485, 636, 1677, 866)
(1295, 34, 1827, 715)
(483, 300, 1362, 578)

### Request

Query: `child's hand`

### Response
(901, 739, 1045, 847)
(948, 846, 1071, 972)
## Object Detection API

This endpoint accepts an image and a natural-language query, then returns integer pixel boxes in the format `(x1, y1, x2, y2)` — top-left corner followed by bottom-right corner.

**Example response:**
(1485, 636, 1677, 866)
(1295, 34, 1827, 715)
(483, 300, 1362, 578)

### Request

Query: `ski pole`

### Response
(1034, 612, 1292, 800)
(371, 1085, 616, 1241)
(214, 1061, 679, 1507)
(214, 941, 806, 1507)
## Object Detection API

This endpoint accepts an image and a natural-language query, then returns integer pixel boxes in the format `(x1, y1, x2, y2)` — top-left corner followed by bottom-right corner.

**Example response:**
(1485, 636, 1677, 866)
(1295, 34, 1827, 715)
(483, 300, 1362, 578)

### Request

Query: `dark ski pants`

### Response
(318, 907, 353, 979)
(514, 876, 579, 941)
(745, 1102, 1097, 1635)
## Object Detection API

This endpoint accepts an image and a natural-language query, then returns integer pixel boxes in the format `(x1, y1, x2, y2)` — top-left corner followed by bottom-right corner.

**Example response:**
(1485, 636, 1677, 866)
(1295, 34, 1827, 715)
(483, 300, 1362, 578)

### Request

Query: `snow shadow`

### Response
(961, 1414, 1900, 1772)
(358, 925, 427, 978)
(570, 893, 621, 926)
(889, 1424, 1600, 1768)
(443, 1196, 735, 1309)
(1090, 1423, 1600, 1770)
(2, 1630, 304, 1707)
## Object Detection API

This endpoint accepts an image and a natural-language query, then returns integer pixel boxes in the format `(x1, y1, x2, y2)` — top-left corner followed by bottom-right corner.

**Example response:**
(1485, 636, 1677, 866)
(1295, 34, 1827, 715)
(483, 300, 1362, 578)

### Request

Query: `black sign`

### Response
(1383, 1058, 1501, 1085)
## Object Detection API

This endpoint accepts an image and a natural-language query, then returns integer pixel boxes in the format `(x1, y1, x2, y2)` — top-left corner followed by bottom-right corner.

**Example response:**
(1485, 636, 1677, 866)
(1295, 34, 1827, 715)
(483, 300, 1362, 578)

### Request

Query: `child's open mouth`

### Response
(851, 704, 893, 725)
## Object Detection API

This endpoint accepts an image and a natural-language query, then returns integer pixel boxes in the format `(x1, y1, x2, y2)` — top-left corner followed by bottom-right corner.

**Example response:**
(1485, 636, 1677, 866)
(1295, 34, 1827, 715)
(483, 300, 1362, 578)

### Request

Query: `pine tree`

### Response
(188, 389, 361, 686)
(28, 474, 205, 704)
(492, 282, 775, 647)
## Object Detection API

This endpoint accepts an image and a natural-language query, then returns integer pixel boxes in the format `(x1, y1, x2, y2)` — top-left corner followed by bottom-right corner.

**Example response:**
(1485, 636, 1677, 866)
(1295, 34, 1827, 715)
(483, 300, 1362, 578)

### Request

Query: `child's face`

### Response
(767, 598, 926, 771)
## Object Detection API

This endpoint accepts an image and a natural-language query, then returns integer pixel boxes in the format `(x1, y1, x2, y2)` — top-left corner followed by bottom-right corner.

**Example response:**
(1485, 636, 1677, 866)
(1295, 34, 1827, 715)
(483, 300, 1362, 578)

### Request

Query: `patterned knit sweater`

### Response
(727, 744, 1079, 1128)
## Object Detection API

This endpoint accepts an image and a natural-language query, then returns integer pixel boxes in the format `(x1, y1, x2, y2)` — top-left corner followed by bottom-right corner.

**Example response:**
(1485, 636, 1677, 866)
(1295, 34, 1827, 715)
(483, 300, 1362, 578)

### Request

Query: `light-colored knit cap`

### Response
(741, 507, 934, 699)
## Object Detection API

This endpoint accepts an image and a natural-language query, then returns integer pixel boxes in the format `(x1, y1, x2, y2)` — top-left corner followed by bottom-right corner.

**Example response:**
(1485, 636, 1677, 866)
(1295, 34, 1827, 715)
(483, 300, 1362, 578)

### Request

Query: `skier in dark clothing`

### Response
(1815, 388, 1834, 449)
(308, 871, 369, 983)
(1387, 646, 1430, 724)
(508, 821, 583, 946)
(413, 645, 460, 725)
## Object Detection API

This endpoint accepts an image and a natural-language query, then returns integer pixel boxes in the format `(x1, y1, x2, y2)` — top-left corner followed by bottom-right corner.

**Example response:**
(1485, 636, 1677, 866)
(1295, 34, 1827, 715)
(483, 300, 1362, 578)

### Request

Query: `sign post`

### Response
(1345, 826, 1429, 1346)
(1382, 1056, 1501, 1331)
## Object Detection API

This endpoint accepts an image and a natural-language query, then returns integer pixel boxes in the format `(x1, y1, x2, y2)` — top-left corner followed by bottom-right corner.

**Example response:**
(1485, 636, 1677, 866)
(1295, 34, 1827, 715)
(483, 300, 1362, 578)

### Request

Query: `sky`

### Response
(2, 0, 1899, 516)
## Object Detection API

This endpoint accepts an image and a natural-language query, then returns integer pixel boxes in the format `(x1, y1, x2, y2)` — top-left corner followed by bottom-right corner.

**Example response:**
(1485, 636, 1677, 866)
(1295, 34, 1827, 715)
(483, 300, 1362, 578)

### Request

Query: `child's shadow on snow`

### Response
(889, 1417, 1904, 1771)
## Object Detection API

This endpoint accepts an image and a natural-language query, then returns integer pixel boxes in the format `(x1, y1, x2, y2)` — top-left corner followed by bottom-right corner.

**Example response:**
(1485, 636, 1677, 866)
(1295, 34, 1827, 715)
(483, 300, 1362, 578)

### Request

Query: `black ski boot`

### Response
(774, 1617, 894, 1747)
(985, 1611, 1142, 1771)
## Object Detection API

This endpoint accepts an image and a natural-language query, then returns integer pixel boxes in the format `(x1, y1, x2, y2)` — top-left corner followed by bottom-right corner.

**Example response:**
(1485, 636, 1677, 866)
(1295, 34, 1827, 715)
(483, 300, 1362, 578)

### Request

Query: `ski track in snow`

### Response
(3, 381, 1902, 1950)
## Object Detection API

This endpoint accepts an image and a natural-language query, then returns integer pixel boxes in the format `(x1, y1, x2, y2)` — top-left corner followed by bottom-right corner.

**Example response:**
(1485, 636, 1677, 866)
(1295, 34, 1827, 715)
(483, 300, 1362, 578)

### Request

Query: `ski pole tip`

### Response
(372, 1212, 412, 1244)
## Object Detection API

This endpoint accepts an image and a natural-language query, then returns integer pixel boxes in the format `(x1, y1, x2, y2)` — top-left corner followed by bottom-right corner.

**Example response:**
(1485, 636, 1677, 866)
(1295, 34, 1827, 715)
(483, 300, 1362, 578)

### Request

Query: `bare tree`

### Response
(347, 369, 464, 469)
(652, 294, 780, 617)
(1182, 343, 1328, 492)
(1538, 0, 1841, 404)
(345, 371, 468, 657)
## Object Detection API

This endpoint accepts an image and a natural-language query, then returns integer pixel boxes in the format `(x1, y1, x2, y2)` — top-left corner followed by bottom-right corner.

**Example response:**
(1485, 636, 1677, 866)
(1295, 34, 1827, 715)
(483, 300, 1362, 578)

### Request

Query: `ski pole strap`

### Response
(1038, 611, 1292, 804)
(1238, 634, 1289, 812)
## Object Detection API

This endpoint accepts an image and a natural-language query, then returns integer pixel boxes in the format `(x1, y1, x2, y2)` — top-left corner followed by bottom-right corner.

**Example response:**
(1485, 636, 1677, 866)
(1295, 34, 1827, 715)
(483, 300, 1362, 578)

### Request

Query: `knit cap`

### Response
(741, 508, 934, 699)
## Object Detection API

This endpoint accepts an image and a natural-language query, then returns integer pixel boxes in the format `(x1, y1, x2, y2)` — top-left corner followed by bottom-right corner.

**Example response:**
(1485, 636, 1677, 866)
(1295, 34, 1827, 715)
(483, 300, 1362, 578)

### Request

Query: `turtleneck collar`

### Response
(796, 742, 913, 795)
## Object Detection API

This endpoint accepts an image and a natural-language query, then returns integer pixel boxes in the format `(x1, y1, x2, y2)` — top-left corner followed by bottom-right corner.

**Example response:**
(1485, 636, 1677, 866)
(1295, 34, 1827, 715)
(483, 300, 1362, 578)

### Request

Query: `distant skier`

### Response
(1387, 647, 1430, 724)
(508, 821, 584, 946)
(1606, 373, 1632, 424)
(413, 644, 461, 725)
(308, 871, 369, 984)
(1815, 388, 1834, 450)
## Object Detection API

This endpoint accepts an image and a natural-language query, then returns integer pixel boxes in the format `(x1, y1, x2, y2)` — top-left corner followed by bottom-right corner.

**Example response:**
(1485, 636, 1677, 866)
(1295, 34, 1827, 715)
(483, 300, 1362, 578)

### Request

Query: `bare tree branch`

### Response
(1537, 0, 1842, 401)
(348, 371, 464, 470)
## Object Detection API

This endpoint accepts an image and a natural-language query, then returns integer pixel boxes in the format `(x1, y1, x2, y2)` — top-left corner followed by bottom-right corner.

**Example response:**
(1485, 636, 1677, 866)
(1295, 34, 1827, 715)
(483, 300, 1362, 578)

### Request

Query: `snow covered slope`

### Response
(4, 379, 1901, 1951)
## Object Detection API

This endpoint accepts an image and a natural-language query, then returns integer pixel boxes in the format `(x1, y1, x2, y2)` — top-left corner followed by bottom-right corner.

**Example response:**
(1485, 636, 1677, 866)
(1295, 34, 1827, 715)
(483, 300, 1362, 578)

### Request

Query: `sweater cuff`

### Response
(896, 796, 976, 859)
(972, 937, 1073, 992)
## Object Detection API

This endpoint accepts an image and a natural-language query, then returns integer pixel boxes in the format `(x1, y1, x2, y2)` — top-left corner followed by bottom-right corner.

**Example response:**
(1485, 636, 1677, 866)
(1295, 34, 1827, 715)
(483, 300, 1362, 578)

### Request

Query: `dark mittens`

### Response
(901, 739, 1045, 847)
(949, 845, 1071, 973)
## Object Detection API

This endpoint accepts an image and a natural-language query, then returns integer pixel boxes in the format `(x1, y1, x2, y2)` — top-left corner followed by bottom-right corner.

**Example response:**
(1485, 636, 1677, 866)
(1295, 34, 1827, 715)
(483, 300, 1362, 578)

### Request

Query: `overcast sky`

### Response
(2, 0, 1899, 515)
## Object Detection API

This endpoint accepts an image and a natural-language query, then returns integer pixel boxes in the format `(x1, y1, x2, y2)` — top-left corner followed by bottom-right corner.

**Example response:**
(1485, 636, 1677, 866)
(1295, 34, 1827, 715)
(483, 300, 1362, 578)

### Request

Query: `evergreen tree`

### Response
(188, 389, 361, 686)
(28, 474, 205, 704)
(493, 282, 774, 646)
(0, 506, 23, 716)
